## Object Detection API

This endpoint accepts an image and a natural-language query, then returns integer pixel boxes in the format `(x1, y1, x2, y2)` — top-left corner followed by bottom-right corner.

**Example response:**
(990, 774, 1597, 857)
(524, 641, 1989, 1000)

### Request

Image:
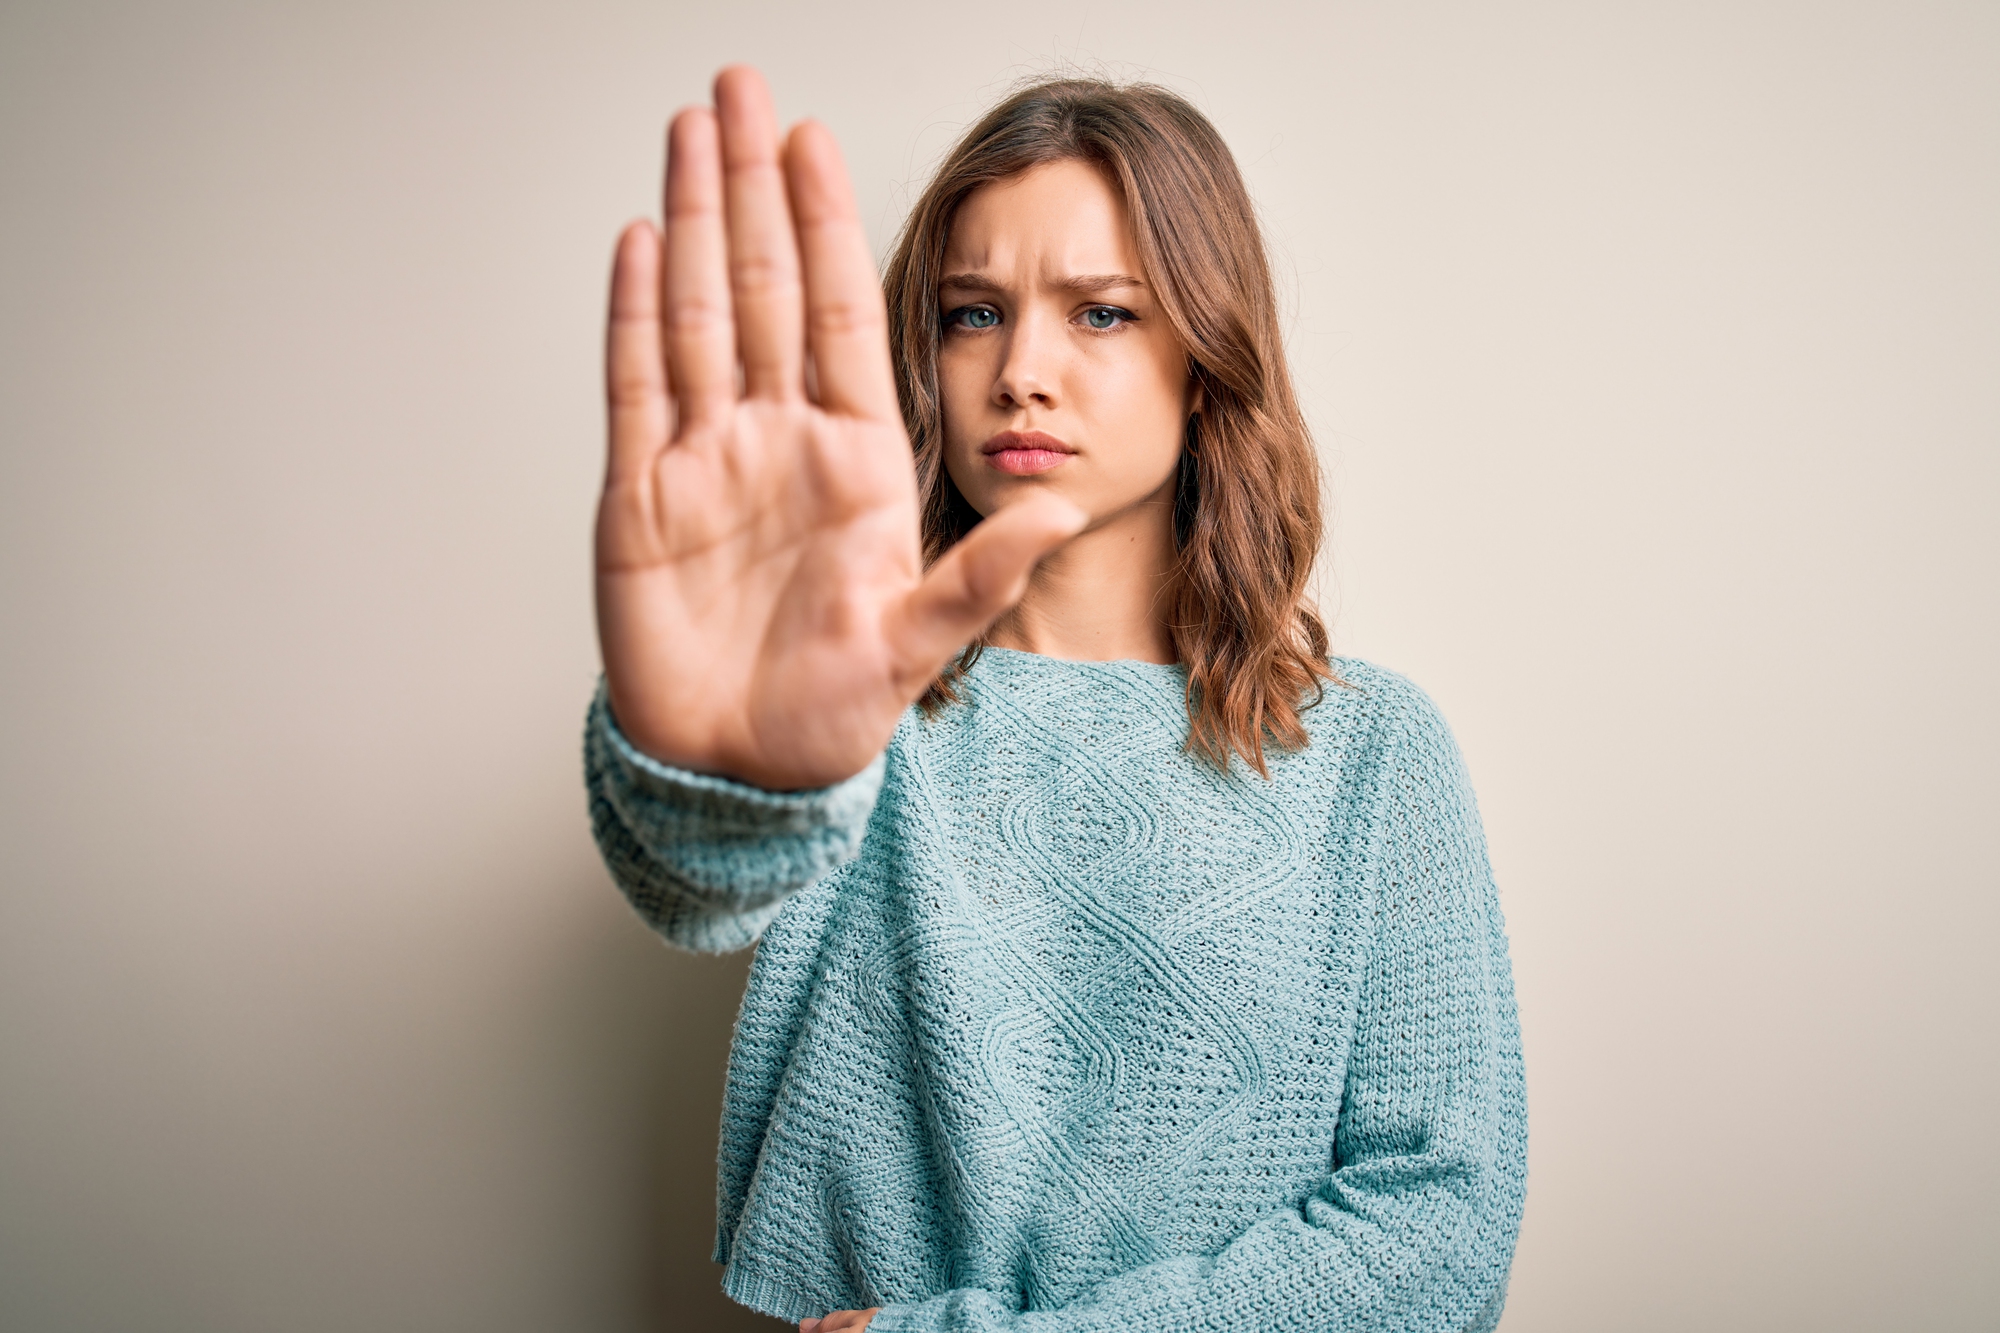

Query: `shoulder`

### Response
(1301, 658, 1482, 829)
(1305, 657, 1461, 760)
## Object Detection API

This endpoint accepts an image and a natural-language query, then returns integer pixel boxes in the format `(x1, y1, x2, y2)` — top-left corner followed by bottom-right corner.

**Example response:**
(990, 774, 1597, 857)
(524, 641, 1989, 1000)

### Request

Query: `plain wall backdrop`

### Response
(2, 2, 1994, 1330)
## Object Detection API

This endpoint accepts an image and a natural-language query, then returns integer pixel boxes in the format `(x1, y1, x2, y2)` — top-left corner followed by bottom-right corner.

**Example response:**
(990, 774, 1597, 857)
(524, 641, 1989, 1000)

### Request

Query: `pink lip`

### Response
(980, 430, 1075, 476)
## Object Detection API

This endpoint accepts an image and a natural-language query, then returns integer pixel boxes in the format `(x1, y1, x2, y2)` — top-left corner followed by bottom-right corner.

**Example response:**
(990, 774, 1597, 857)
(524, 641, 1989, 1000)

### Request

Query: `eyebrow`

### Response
(938, 271, 1148, 296)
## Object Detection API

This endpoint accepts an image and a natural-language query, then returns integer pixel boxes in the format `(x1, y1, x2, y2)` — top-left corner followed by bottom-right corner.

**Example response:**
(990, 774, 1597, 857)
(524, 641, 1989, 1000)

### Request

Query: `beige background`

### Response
(2, 1, 1995, 1330)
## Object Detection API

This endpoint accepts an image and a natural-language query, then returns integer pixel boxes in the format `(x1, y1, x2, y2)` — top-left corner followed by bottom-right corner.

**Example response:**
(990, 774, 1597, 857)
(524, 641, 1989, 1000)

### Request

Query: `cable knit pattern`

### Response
(584, 649, 1526, 1332)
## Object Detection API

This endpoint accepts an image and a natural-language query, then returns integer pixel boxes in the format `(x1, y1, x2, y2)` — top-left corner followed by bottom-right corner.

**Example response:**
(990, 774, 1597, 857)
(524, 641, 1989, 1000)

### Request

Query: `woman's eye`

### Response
(949, 306, 1000, 330)
(1082, 306, 1130, 330)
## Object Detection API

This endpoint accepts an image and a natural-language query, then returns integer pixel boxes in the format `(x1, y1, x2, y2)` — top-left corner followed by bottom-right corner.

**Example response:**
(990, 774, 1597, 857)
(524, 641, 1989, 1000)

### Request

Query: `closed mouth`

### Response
(980, 430, 1075, 456)
(980, 430, 1076, 476)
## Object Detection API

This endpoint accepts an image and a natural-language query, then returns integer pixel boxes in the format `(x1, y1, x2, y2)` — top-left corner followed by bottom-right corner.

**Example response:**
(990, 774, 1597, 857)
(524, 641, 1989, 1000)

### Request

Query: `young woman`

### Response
(587, 66, 1525, 1333)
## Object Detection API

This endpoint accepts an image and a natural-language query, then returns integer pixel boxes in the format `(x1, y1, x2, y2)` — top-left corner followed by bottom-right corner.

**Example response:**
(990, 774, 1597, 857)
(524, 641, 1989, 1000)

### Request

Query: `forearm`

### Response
(584, 680, 884, 951)
(865, 1175, 1517, 1333)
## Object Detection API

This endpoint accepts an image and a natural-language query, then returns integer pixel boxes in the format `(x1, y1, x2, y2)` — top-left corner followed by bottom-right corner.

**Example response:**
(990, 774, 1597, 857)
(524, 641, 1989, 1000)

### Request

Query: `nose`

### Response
(992, 313, 1058, 411)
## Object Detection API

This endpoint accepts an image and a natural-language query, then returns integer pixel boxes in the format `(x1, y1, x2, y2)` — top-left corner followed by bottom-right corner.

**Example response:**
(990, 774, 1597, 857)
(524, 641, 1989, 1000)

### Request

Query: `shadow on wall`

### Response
(634, 937, 791, 1332)
(554, 885, 790, 1332)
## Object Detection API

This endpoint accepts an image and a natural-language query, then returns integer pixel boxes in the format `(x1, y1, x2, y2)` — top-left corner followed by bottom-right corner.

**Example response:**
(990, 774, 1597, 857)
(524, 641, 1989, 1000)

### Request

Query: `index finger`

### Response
(784, 120, 898, 421)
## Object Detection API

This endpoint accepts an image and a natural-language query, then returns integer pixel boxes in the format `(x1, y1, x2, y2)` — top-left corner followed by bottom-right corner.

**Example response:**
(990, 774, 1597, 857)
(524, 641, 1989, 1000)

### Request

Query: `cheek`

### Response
(1095, 345, 1189, 469)
(936, 345, 989, 449)
(935, 345, 996, 513)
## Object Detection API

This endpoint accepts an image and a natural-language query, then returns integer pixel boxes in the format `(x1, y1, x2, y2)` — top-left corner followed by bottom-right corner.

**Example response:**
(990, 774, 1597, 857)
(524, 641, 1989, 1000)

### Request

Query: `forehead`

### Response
(942, 159, 1139, 276)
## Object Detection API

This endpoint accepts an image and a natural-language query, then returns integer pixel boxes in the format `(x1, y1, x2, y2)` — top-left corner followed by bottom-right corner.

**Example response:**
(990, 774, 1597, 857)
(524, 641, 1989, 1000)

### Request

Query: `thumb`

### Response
(887, 491, 1089, 685)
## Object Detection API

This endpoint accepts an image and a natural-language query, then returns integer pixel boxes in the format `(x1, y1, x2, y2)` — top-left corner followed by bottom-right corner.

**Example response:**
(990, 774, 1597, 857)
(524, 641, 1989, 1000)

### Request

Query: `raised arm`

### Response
(594, 66, 1086, 795)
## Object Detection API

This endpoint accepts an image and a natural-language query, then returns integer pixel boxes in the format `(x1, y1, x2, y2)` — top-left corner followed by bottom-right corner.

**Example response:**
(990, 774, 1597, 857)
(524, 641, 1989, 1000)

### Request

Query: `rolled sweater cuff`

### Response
(593, 680, 886, 830)
(586, 680, 885, 950)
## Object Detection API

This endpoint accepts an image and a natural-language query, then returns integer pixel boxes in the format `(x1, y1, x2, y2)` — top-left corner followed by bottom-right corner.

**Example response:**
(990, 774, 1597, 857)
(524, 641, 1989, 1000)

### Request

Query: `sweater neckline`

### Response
(973, 644, 1187, 677)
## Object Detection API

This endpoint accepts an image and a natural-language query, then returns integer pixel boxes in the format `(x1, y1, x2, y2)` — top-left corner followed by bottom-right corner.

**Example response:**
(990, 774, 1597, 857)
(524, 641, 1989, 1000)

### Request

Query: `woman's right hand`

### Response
(596, 67, 1085, 791)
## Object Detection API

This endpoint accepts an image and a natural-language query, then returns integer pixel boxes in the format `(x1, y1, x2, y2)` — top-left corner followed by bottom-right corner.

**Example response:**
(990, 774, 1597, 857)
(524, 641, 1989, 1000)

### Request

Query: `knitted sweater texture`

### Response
(584, 648, 1526, 1332)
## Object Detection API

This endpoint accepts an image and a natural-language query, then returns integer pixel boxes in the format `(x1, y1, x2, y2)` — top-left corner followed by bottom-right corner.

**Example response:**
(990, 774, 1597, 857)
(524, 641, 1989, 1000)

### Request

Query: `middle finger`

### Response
(715, 65, 805, 400)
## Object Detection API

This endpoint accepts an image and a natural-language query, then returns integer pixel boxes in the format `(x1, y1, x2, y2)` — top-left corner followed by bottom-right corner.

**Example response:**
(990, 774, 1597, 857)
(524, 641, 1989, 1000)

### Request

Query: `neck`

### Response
(984, 475, 1178, 664)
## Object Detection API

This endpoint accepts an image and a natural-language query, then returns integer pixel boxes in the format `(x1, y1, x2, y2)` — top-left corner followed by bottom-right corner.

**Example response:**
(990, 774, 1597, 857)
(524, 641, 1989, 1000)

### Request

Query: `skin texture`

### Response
(799, 1310, 882, 1333)
(595, 66, 1089, 793)
(938, 160, 1198, 666)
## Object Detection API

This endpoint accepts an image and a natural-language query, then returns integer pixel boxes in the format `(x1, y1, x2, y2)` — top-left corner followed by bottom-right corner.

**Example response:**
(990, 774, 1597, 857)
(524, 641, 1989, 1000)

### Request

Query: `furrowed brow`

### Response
(1058, 273, 1147, 295)
(937, 272, 1148, 296)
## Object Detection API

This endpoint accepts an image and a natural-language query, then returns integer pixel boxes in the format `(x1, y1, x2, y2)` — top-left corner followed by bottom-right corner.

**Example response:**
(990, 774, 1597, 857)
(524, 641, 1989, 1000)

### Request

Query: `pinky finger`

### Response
(605, 220, 671, 487)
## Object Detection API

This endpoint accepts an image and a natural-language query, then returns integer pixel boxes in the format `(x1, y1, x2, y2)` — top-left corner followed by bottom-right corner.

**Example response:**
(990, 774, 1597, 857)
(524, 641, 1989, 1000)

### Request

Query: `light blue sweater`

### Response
(585, 648, 1526, 1332)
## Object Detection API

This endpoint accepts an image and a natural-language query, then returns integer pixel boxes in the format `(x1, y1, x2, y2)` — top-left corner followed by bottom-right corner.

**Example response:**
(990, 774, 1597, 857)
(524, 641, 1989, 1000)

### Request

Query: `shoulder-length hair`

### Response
(882, 77, 1334, 777)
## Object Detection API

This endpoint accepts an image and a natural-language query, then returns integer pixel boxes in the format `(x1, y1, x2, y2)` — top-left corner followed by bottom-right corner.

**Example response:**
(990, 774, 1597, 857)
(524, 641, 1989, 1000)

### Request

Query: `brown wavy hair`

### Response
(883, 77, 1335, 776)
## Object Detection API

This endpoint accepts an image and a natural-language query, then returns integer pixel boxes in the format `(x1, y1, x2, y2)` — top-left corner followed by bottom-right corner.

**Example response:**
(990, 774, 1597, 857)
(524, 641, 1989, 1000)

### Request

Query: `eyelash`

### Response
(941, 304, 1137, 333)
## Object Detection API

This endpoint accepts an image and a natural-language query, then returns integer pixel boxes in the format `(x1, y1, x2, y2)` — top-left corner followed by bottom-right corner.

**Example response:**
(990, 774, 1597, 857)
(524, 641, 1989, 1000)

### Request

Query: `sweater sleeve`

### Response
(582, 680, 886, 953)
(865, 683, 1528, 1333)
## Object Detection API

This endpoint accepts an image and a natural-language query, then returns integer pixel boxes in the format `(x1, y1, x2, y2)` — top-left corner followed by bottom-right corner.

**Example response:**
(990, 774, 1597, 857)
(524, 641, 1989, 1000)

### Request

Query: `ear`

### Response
(1185, 370, 1205, 418)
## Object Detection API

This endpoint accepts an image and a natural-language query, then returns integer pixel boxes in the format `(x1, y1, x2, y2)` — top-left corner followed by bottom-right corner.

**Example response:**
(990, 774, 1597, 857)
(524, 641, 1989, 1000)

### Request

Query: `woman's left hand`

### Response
(800, 1308, 878, 1332)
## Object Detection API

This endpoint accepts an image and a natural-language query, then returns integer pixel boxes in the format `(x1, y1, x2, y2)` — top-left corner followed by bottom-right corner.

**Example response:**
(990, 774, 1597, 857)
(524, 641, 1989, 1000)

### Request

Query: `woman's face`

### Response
(936, 159, 1194, 529)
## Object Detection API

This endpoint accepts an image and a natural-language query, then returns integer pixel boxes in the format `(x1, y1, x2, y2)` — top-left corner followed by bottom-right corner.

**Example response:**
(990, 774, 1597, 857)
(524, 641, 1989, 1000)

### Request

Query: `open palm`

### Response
(595, 68, 1083, 791)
